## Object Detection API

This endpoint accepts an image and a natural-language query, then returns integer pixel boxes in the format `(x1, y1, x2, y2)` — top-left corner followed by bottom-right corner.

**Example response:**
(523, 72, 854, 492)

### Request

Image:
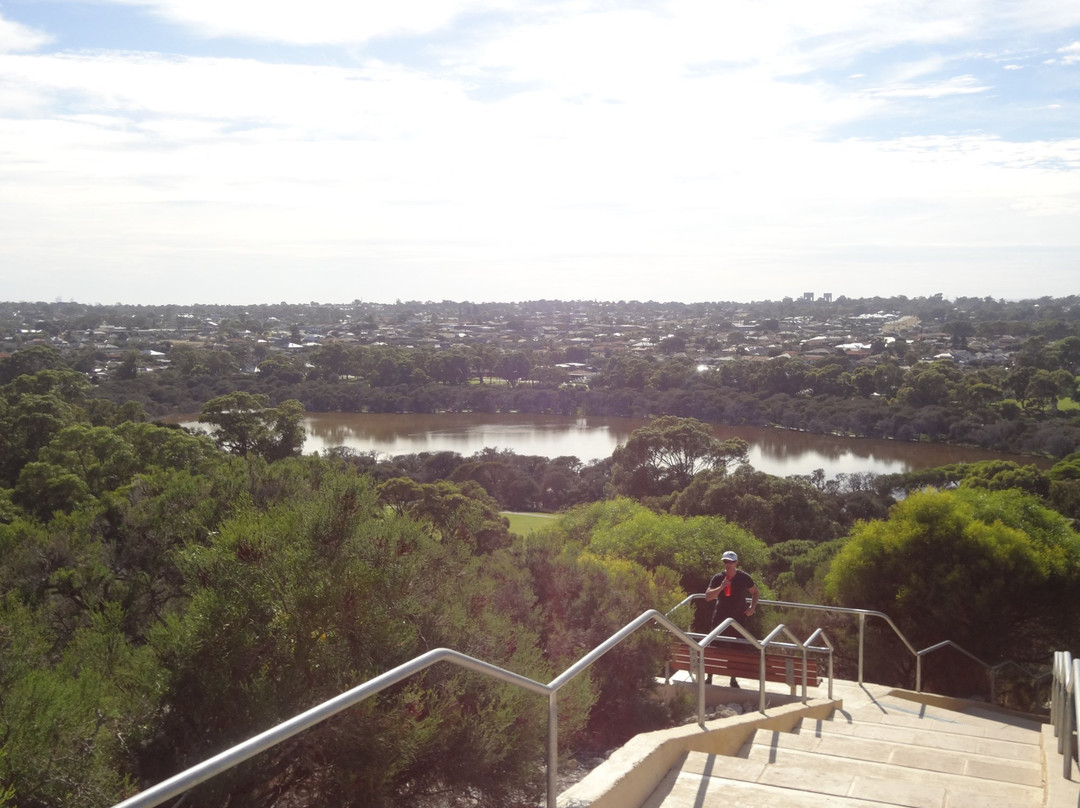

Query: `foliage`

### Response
(7, 311, 1080, 802)
(147, 469, 553, 807)
(198, 391, 306, 461)
(376, 476, 512, 553)
(670, 465, 879, 543)
(1, 362, 692, 807)
(508, 521, 686, 753)
(610, 416, 749, 498)
(544, 498, 768, 637)
(0, 594, 165, 808)
(825, 487, 1080, 693)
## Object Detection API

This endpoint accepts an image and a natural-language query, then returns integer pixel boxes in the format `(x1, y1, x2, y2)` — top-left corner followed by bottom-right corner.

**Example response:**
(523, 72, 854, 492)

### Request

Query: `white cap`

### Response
(722, 550, 738, 562)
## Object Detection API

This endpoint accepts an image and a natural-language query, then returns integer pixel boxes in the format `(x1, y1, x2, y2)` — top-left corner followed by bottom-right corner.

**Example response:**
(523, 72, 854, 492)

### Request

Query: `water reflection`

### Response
(174, 412, 1050, 479)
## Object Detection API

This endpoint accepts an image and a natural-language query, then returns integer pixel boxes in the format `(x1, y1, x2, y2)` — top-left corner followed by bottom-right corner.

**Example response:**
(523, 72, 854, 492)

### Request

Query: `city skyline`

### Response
(1, 1, 1078, 305)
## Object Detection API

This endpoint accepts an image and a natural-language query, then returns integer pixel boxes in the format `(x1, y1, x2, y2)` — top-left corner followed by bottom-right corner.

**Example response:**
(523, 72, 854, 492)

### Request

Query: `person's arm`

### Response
(704, 575, 725, 601)
(745, 583, 760, 616)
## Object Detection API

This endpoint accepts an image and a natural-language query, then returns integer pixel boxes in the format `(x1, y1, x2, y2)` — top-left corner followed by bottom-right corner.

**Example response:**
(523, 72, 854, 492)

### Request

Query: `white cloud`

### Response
(0, 12, 53, 53)
(100, 0, 512, 44)
(1060, 41, 1080, 64)
(869, 74, 990, 98)
(1, 0, 1079, 303)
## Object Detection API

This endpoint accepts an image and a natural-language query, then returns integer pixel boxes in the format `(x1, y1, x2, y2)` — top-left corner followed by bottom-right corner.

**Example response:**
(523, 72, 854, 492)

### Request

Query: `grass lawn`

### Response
(503, 511, 558, 536)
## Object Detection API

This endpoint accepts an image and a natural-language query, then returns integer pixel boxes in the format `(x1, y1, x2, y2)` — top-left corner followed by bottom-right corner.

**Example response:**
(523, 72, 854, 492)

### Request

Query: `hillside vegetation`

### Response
(3, 296, 1080, 807)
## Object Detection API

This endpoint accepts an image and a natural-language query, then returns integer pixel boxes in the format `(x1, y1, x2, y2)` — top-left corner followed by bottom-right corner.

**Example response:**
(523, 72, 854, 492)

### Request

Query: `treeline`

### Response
(7, 331, 1073, 457)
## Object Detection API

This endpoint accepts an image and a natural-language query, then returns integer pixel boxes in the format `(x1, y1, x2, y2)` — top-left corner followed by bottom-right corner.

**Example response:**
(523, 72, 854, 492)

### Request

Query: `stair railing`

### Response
(1052, 651, 1080, 778)
(685, 619, 833, 715)
(111, 608, 704, 808)
(112, 594, 1038, 808)
(666, 595, 916, 688)
(668, 595, 1048, 703)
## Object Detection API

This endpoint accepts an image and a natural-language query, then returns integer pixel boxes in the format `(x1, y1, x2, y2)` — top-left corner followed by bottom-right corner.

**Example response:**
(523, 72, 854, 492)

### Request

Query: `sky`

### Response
(0, 1, 1078, 306)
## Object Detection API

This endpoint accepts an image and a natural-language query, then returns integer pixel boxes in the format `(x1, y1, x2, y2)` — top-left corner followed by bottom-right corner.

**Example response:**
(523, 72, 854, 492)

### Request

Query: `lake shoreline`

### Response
(163, 410, 1054, 479)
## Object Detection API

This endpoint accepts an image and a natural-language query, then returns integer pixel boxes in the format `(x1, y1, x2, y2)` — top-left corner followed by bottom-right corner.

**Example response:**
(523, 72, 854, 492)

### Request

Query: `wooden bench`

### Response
(666, 640, 820, 693)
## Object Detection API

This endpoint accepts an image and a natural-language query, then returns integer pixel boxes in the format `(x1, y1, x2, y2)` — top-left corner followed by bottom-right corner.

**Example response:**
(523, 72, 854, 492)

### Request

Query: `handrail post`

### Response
(1063, 667, 1072, 778)
(1058, 652, 1068, 754)
(696, 645, 705, 726)
(800, 645, 809, 704)
(1067, 661, 1075, 777)
(758, 647, 767, 713)
(547, 692, 558, 808)
(856, 612, 864, 686)
(1051, 651, 1062, 733)
(827, 644, 834, 700)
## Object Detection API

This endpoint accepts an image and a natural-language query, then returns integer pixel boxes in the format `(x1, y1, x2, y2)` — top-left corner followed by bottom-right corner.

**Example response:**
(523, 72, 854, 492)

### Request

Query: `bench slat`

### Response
(667, 642, 820, 687)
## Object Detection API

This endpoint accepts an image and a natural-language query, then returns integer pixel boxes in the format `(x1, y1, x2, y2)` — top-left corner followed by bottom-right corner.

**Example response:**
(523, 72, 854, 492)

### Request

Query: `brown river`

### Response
(170, 412, 1052, 479)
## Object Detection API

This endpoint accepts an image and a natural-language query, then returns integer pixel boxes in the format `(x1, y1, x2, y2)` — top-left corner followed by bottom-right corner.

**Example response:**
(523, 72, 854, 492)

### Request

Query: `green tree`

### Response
(1048, 452, 1080, 521)
(151, 469, 554, 808)
(1024, 369, 1062, 410)
(0, 345, 67, 384)
(116, 350, 139, 380)
(377, 476, 512, 553)
(671, 466, 843, 544)
(0, 598, 164, 808)
(255, 353, 304, 383)
(12, 461, 93, 521)
(895, 362, 958, 408)
(198, 392, 306, 461)
(610, 416, 748, 498)
(509, 507, 688, 750)
(551, 497, 766, 633)
(0, 370, 89, 488)
(494, 351, 531, 388)
(825, 487, 1080, 691)
(944, 320, 975, 349)
(563, 498, 763, 588)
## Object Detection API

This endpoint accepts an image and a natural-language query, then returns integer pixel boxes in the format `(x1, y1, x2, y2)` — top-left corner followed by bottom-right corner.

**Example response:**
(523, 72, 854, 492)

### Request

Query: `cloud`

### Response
(99, 0, 511, 44)
(1, 0, 1079, 304)
(0, 12, 53, 53)
(1060, 41, 1080, 64)
(869, 74, 991, 98)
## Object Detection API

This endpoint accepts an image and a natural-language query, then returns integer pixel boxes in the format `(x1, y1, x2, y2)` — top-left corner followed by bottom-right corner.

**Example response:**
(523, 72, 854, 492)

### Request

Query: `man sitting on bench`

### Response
(704, 550, 760, 687)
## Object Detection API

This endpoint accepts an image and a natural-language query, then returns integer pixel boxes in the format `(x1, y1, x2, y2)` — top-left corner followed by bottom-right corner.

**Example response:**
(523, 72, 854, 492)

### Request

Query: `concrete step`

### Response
(640, 756, 900, 808)
(640, 694, 1047, 808)
(798, 710, 1043, 762)
(737, 739, 1043, 806)
(779, 718, 1043, 785)
(643, 740, 1043, 808)
(841, 697, 1045, 741)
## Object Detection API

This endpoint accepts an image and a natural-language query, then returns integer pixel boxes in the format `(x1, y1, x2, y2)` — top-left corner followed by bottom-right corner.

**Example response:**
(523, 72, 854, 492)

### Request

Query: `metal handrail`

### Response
(805, 626, 836, 699)
(112, 608, 701, 808)
(115, 593, 1037, 808)
(688, 619, 831, 713)
(1051, 651, 1080, 778)
(668, 594, 1047, 701)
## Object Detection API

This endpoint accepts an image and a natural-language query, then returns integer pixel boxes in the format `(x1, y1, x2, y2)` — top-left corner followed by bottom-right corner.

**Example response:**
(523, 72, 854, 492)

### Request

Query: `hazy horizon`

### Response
(5, 291, 1077, 309)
